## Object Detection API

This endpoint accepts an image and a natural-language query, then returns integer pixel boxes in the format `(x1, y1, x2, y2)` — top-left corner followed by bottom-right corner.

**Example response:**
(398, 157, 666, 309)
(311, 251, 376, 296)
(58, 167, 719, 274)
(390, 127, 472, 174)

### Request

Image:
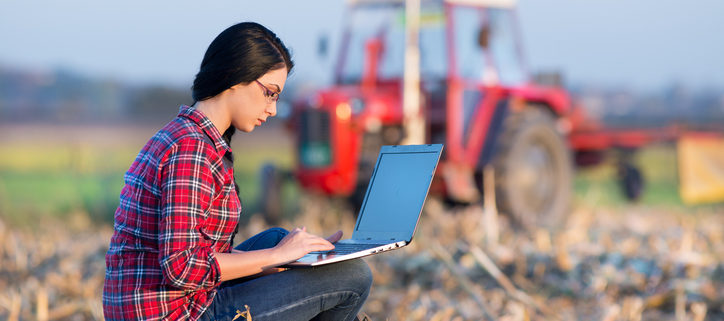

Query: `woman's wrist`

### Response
(266, 245, 287, 267)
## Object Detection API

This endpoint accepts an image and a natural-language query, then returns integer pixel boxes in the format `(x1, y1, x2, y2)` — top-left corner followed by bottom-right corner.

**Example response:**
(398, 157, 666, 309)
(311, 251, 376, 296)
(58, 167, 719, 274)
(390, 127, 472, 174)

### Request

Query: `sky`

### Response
(1, 0, 722, 92)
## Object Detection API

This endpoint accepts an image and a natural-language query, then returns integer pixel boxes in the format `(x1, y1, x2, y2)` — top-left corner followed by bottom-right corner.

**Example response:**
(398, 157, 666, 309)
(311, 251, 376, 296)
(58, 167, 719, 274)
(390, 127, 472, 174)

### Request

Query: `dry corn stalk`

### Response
(482, 165, 499, 248)
(232, 304, 252, 321)
(468, 245, 558, 320)
(691, 302, 707, 321)
(601, 304, 620, 321)
(429, 241, 495, 321)
(36, 287, 48, 321)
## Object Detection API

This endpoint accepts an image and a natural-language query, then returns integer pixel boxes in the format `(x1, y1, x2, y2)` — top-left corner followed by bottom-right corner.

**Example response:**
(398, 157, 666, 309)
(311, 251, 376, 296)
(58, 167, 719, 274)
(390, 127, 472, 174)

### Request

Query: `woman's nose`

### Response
(266, 103, 277, 117)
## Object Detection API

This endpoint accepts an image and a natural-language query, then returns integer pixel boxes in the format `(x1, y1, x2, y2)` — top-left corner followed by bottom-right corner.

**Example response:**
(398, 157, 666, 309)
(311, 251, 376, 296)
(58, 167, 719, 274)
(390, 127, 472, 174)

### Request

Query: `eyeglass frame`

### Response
(254, 80, 280, 103)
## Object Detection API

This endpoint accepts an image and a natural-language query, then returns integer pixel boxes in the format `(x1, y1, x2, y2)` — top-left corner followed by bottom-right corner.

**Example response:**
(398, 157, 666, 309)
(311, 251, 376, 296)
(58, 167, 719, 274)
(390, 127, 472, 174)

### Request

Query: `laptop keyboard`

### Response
(310, 243, 387, 255)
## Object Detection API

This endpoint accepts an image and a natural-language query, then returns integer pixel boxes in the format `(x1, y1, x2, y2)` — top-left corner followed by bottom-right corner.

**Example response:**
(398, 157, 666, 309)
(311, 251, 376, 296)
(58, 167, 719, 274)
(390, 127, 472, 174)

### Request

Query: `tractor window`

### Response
(379, 21, 405, 80)
(450, 6, 527, 85)
(339, 5, 405, 84)
(420, 11, 447, 79)
(487, 8, 527, 85)
(451, 6, 487, 81)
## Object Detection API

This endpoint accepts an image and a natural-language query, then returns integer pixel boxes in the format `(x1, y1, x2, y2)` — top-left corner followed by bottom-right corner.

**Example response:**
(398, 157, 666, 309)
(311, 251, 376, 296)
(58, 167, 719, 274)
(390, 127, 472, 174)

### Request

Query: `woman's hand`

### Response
(272, 227, 340, 263)
(218, 228, 344, 281)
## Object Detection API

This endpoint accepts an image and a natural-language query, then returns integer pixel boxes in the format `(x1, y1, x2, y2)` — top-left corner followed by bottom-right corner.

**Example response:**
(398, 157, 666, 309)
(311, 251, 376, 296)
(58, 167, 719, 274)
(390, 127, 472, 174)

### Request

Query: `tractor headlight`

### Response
(335, 102, 352, 121)
(336, 98, 364, 121)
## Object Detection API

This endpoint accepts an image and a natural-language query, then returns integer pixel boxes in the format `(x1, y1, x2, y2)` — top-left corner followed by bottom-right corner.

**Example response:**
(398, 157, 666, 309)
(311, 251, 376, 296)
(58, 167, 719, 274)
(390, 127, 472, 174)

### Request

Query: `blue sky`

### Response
(1, 0, 722, 92)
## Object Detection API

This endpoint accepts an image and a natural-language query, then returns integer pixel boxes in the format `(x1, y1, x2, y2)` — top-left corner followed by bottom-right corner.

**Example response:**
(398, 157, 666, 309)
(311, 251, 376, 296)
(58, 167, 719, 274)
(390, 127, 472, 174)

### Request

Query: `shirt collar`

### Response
(177, 105, 231, 154)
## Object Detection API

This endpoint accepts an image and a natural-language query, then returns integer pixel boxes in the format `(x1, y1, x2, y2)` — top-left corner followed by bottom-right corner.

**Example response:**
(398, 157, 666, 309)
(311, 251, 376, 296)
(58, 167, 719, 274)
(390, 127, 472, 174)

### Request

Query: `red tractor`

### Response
(258, 0, 576, 229)
(262, 0, 673, 228)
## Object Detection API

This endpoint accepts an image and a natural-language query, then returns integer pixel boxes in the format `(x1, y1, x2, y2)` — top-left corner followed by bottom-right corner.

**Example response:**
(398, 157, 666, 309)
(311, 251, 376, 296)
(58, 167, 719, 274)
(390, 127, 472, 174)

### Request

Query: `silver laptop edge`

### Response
(286, 144, 443, 267)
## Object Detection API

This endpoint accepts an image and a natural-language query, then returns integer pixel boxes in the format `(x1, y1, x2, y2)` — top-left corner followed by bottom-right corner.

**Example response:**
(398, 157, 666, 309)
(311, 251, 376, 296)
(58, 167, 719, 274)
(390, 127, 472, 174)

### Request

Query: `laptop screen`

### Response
(354, 146, 441, 241)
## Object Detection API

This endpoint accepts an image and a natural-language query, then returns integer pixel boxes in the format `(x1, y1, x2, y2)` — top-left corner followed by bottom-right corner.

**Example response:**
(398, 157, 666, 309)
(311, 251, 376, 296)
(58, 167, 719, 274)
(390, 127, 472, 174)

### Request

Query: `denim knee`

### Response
(236, 227, 289, 251)
(330, 259, 373, 297)
(354, 259, 374, 296)
(320, 259, 373, 320)
(264, 227, 289, 241)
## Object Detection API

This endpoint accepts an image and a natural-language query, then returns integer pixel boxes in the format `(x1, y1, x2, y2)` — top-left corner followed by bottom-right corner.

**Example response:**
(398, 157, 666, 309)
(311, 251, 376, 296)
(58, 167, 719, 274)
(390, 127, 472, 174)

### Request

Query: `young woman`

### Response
(103, 22, 373, 321)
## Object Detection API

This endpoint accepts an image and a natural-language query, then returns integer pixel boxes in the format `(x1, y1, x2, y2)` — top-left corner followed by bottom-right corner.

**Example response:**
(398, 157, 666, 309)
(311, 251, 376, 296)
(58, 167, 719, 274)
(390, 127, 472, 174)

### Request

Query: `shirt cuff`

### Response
(208, 251, 222, 287)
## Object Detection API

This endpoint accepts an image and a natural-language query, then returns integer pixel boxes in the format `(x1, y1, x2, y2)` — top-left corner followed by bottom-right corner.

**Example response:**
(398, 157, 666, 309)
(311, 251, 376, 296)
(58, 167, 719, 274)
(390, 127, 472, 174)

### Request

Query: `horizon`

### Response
(1, 0, 723, 93)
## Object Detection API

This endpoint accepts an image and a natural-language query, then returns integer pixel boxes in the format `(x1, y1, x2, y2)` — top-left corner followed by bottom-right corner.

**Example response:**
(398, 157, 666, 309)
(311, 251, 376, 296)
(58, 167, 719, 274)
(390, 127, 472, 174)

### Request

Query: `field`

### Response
(0, 124, 722, 320)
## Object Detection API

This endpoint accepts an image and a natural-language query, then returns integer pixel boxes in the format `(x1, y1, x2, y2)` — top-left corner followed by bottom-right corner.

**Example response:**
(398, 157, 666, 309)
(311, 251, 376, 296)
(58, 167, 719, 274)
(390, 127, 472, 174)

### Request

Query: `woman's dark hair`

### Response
(192, 22, 293, 102)
(191, 22, 294, 144)
(191, 22, 293, 235)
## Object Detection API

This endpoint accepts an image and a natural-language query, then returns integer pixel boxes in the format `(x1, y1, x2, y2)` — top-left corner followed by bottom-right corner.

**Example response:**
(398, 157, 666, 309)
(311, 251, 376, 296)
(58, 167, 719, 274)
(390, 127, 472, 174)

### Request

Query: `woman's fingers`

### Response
(326, 230, 343, 244)
(308, 234, 335, 250)
(276, 227, 335, 260)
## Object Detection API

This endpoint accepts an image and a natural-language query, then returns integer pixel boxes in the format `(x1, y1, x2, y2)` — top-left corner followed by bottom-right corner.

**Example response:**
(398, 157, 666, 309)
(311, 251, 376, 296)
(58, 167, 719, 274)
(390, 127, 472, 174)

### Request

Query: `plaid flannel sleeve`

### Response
(158, 137, 222, 291)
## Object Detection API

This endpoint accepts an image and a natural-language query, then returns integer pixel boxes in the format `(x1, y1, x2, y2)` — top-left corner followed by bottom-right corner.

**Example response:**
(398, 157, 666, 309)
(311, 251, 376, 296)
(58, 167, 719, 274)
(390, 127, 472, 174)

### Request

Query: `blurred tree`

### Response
(126, 86, 192, 121)
(0, 65, 193, 123)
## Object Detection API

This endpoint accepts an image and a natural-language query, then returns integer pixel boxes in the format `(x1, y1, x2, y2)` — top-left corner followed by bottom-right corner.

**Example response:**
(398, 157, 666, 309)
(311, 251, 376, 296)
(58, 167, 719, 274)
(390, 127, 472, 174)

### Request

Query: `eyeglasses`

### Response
(254, 80, 280, 104)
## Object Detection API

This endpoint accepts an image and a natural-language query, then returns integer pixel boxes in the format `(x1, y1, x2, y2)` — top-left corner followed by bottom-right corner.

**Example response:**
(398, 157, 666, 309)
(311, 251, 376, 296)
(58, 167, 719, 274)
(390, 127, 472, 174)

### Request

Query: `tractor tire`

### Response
(493, 107, 573, 230)
(259, 162, 283, 225)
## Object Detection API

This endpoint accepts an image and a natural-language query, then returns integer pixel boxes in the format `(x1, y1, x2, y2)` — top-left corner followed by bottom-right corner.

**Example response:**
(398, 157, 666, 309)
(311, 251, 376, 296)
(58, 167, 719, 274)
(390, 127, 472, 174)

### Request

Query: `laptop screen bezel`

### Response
(350, 144, 443, 243)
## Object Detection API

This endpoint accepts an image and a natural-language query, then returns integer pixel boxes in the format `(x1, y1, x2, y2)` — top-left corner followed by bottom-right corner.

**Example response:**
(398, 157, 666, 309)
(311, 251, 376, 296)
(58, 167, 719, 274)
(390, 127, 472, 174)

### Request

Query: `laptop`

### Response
(286, 144, 443, 267)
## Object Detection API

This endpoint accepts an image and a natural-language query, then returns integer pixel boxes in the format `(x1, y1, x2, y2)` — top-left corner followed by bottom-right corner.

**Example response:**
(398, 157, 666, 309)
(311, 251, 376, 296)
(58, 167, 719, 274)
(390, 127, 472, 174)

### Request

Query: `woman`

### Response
(103, 22, 373, 321)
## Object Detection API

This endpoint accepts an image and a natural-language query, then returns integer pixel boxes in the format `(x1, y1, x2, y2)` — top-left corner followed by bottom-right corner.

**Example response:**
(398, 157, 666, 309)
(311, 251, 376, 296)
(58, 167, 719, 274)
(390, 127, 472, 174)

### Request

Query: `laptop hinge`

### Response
(346, 238, 397, 244)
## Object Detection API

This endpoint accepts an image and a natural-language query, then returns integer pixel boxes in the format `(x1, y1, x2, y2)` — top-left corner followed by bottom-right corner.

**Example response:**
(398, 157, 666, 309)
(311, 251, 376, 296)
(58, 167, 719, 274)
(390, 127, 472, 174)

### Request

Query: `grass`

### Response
(1, 124, 717, 228)
(0, 170, 121, 224)
(0, 124, 296, 227)
(573, 144, 684, 208)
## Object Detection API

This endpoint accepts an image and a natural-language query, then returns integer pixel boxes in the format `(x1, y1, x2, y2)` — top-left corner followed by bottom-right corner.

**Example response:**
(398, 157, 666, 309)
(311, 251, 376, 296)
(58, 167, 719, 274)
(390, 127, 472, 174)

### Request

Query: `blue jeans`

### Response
(199, 228, 373, 321)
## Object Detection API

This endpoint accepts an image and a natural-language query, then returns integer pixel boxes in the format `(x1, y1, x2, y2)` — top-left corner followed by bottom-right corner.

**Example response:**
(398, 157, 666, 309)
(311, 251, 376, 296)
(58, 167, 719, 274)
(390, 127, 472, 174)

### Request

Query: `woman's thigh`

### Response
(204, 259, 372, 321)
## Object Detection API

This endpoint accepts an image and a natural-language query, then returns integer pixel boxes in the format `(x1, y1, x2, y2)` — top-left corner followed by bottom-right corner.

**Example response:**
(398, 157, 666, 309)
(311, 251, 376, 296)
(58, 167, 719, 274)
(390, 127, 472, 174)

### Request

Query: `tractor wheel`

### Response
(493, 107, 573, 230)
(259, 162, 283, 224)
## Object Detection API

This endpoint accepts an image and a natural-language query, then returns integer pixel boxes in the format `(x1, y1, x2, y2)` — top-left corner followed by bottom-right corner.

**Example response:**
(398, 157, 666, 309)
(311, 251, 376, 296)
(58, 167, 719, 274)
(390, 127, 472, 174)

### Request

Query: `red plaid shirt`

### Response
(103, 105, 241, 320)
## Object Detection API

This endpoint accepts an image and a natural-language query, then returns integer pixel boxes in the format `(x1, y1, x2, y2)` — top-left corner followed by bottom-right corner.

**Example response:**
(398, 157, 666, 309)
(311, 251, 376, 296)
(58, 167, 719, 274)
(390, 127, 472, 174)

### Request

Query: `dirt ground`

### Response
(1, 197, 722, 321)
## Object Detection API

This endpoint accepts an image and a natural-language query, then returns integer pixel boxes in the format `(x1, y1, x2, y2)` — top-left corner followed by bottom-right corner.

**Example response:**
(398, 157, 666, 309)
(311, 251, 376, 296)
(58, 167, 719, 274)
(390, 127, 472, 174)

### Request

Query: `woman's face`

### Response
(228, 67, 288, 132)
